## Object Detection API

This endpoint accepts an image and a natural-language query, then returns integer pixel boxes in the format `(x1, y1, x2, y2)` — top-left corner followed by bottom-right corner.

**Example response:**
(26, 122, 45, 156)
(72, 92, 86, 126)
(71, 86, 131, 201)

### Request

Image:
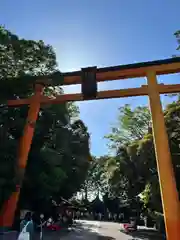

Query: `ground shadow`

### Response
(70, 222, 115, 240)
(35, 227, 71, 240)
(42, 222, 164, 240)
(122, 228, 165, 240)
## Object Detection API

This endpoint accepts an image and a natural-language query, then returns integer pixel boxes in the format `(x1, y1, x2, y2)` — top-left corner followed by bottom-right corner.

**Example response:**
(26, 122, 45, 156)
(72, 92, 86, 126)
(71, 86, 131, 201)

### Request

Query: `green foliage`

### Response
(0, 25, 59, 101)
(101, 100, 180, 213)
(103, 105, 153, 202)
(168, 30, 180, 99)
(0, 26, 90, 211)
(174, 30, 180, 50)
(105, 104, 151, 150)
(80, 156, 109, 200)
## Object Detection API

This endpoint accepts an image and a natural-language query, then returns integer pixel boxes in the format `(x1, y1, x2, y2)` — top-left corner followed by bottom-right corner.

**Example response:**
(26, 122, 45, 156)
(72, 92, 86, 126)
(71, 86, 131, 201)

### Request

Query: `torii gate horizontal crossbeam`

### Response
(6, 84, 180, 106)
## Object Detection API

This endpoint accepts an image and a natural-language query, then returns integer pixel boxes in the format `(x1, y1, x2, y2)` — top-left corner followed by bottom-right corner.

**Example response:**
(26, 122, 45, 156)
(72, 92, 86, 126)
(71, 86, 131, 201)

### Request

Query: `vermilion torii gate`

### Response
(0, 57, 180, 239)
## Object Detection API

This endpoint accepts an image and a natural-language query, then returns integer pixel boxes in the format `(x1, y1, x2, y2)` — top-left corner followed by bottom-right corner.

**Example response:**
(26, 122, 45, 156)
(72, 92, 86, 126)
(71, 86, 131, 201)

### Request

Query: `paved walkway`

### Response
(1, 221, 163, 240)
(43, 220, 164, 240)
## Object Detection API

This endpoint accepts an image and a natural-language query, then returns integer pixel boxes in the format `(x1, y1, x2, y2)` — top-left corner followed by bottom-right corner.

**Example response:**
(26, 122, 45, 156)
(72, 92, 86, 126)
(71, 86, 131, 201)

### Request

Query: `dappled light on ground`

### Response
(45, 221, 163, 240)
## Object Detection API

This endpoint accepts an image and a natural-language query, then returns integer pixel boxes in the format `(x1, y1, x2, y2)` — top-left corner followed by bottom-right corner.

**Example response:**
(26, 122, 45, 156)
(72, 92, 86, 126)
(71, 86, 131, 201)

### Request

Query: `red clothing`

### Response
(47, 224, 61, 231)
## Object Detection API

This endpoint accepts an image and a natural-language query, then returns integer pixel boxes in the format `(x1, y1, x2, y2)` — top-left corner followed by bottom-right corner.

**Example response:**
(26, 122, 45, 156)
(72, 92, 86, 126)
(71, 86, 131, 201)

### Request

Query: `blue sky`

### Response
(0, 0, 180, 156)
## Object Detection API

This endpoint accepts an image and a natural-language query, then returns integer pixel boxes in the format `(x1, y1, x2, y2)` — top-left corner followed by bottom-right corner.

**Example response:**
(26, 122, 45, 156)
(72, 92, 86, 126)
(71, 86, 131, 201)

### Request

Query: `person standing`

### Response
(19, 212, 34, 240)
(39, 214, 45, 240)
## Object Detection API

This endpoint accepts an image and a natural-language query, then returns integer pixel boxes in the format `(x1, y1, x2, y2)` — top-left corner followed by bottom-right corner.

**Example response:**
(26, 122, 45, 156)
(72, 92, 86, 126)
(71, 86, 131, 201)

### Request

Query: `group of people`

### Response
(18, 210, 73, 240)
(18, 209, 125, 239)
(73, 211, 125, 222)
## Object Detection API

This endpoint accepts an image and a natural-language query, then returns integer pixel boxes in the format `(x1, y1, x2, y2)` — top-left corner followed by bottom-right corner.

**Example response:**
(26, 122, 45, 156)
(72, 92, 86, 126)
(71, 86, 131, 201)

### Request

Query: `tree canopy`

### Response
(0, 26, 91, 212)
(174, 30, 180, 51)
(105, 104, 151, 150)
(82, 98, 180, 216)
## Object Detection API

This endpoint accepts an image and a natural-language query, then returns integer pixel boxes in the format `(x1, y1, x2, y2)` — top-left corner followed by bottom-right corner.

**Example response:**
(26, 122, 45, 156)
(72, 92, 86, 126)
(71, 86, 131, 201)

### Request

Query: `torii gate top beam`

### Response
(1, 57, 180, 90)
(62, 57, 180, 85)
(2, 57, 180, 107)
